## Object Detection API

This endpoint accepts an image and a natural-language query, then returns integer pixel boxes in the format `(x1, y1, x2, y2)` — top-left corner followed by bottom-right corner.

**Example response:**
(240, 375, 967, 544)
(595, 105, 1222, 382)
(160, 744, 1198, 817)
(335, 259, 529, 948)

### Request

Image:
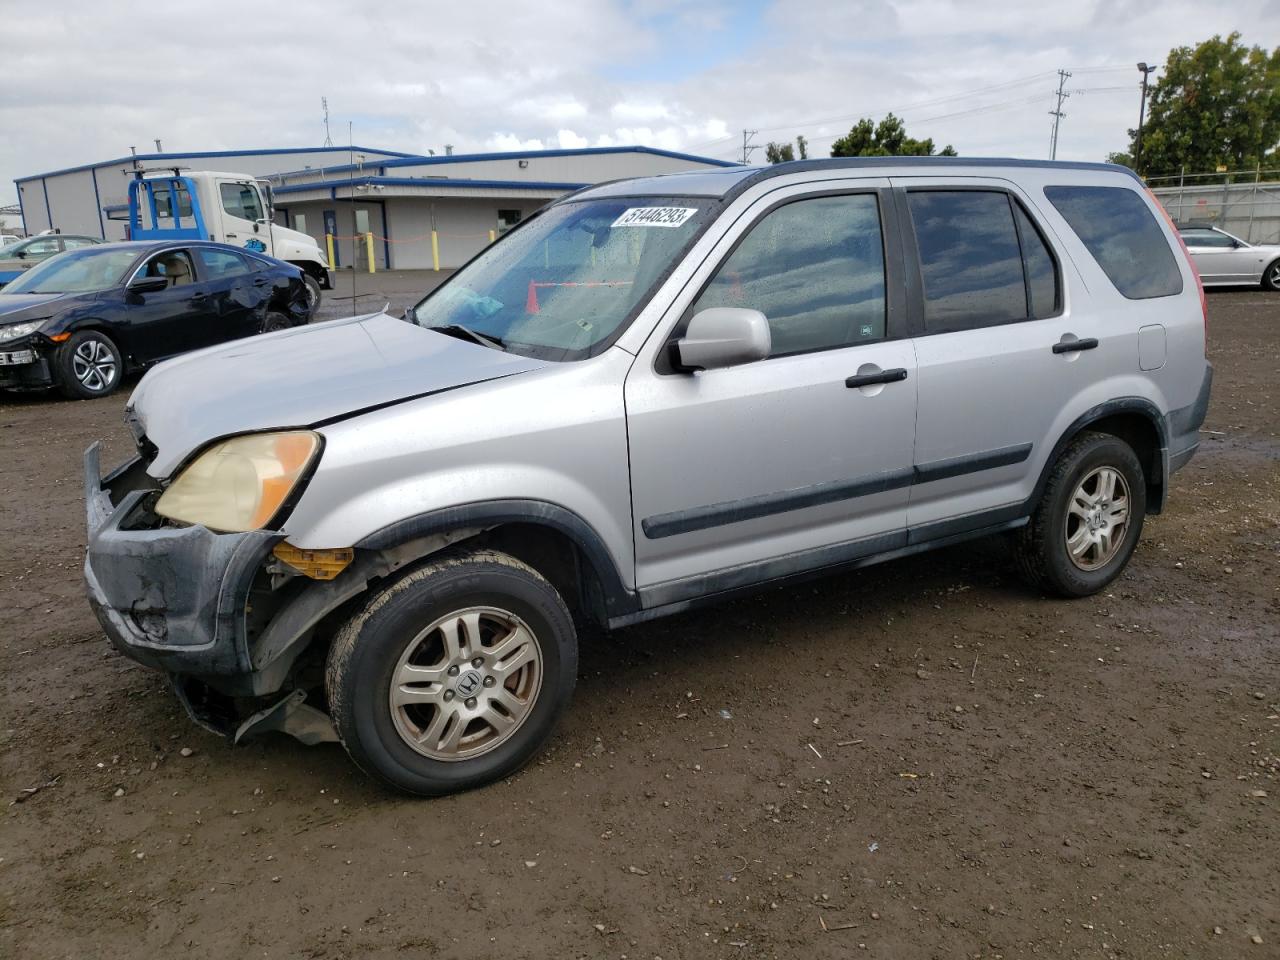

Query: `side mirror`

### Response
(127, 276, 169, 295)
(673, 307, 771, 372)
(15, 250, 27, 259)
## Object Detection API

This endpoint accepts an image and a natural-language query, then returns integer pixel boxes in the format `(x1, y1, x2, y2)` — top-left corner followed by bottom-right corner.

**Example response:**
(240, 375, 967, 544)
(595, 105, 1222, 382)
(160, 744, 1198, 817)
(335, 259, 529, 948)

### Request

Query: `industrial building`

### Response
(13, 145, 737, 270)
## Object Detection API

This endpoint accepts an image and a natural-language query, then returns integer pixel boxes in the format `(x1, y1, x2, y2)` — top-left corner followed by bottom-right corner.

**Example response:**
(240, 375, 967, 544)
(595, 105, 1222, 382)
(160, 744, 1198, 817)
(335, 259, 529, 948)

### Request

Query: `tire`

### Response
(261, 311, 291, 334)
(325, 549, 577, 796)
(1262, 258, 1280, 292)
(302, 274, 322, 314)
(1014, 431, 1147, 597)
(55, 330, 123, 399)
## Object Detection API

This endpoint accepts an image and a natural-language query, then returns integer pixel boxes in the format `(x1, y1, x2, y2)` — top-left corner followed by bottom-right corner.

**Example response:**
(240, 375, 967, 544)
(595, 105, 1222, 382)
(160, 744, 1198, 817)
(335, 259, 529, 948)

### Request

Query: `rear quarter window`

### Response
(1043, 185, 1182, 299)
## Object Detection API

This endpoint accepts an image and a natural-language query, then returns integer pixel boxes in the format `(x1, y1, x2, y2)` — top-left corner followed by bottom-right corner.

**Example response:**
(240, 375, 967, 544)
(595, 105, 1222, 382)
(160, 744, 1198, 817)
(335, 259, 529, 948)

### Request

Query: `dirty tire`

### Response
(261, 311, 291, 333)
(1014, 431, 1147, 598)
(55, 329, 123, 400)
(1262, 258, 1280, 291)
(325, 549, 577, 796)
(302, 274, 322, 314)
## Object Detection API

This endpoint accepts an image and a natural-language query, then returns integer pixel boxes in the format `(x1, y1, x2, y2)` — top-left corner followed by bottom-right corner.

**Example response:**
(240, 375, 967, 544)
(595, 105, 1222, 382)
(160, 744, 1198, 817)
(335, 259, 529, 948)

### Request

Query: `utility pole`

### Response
(1134, 62, 1158, 175)
(322, 97, 333, 147)
(741, 129, 759, 165)
(1048, 69, 1071, 160)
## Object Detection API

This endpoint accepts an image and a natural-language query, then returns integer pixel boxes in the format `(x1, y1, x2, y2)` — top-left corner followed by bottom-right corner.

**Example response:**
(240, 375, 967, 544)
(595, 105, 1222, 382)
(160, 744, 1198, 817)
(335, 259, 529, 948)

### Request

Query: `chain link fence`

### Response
(1147, 167, 1280, 244)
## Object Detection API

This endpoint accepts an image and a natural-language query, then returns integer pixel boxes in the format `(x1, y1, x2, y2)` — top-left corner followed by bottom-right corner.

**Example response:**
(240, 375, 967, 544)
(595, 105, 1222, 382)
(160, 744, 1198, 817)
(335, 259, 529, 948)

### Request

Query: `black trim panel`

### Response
(641, 468, 915, 540)
(913, 442, 1033, 484)
(641, 442, 1033, 540)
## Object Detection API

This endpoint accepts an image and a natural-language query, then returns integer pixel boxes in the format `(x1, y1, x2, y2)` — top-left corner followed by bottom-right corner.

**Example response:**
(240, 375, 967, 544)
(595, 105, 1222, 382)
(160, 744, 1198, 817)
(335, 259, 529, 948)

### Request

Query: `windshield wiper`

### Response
(427, 323, 506, 351)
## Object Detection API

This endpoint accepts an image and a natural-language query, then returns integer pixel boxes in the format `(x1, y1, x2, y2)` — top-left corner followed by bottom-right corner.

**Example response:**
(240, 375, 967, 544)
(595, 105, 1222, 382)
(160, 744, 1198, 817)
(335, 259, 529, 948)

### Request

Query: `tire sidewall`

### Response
(1263, 259, 1280, 291)
(261, 311, 290, 333)
(334, 560, 577, 795)
(1043, 437, 1146, 595)
(303, 274, 322, 313)
(56, 330, 122, 399)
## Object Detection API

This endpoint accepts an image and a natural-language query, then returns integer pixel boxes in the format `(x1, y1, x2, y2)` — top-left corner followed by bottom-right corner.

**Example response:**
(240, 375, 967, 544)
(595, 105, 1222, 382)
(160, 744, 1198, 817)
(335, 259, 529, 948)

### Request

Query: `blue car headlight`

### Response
(0, 318, 50, 342)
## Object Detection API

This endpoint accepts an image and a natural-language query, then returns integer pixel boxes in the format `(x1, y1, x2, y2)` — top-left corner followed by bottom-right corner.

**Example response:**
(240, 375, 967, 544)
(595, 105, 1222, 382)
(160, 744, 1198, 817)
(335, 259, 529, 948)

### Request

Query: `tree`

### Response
(830, 113, 956, 158)
(764, 136, 811, 164)
(765, 141, 795, 164)
(1118, 33, 1280, 177)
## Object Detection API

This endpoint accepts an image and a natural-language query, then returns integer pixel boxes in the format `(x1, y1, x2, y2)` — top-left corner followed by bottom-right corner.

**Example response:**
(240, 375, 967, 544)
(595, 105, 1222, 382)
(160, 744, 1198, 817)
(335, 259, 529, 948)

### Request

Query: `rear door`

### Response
(215, 179, 274, 255)
(624, 182, 918, 602)
(193, 247, 268, 341)
(896, 179, 1098, 534)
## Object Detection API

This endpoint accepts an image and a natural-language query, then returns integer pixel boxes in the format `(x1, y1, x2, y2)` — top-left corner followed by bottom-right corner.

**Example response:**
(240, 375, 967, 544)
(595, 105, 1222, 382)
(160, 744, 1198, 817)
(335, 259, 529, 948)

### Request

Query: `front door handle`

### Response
(1052, 337, 1099, 354)
(845, 368, 909, 388)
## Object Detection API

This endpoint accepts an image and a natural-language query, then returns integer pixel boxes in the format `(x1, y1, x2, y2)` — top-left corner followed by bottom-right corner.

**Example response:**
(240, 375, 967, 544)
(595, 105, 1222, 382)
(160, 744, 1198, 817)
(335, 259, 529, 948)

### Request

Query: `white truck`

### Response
(129, 170, 331, 308)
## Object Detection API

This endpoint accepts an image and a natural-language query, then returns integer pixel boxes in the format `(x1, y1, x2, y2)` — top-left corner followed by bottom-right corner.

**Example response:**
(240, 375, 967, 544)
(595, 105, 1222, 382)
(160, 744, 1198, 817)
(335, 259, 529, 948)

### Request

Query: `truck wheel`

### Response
(55, 330, 123, 399)
(1262, 259, 1280, 291)
(1014, 432, 1146, 597)
(302, 274, 322, 314)
(325, 549, 577, 796)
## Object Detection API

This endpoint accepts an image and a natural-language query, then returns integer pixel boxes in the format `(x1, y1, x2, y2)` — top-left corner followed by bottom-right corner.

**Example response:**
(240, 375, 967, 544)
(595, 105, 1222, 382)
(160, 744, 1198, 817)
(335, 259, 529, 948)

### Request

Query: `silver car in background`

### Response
(1177, 223, 1280, 290)
(83, 157, 1212, 796)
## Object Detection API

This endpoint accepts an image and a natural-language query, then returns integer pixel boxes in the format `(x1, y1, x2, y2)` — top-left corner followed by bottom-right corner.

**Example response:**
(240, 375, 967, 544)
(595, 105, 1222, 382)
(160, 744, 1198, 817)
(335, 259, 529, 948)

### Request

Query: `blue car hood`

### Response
(0, 292, 71, 319)
(130, 312, 550, 477)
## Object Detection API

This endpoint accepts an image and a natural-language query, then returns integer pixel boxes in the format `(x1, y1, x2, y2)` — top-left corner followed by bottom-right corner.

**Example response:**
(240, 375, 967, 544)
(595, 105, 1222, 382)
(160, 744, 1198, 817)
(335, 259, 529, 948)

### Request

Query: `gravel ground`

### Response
(1, 289, 1276, 959)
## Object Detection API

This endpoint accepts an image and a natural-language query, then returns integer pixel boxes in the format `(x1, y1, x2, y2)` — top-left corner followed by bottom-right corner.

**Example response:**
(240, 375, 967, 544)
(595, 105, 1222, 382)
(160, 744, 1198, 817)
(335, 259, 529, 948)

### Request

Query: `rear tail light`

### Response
(1147, 187, 1207, 338)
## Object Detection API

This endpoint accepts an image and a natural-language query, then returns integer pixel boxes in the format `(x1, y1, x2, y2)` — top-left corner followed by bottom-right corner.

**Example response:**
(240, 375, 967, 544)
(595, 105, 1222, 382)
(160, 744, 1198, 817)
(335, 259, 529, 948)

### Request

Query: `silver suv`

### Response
(84, 158, 1212, 795)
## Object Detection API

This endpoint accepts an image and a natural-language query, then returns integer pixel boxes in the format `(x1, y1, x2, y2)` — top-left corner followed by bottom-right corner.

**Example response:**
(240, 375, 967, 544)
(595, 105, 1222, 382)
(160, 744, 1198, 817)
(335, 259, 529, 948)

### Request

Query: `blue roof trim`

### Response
(15, 145, 416, 184)
(272, 146, 740, 182)
(274, 177, 589, 196)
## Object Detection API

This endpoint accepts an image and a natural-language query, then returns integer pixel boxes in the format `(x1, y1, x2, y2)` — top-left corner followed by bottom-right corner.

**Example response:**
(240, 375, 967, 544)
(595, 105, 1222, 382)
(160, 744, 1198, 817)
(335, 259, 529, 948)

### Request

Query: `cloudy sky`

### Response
(2, 0, 1277, 206)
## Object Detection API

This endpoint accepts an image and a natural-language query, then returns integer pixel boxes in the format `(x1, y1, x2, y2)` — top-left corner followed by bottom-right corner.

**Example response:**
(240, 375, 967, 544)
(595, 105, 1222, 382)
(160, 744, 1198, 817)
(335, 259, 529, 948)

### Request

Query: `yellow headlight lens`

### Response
(155, 431, 320, 532)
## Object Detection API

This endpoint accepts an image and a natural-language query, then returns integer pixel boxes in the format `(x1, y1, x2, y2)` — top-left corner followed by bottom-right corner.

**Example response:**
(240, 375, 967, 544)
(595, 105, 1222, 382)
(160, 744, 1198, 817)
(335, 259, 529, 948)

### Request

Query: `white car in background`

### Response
(0, 235, 20, 247)
(1177, 224, 1280, 290)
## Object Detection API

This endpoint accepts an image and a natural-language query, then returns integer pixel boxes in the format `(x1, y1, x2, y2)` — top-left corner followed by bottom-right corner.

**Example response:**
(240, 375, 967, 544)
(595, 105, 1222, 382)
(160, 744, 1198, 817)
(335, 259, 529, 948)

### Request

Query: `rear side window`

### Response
(693, 193, 887, 356)
(1013, 204, 1058, 320)
(907, 191, 1029, 333)
(196, 248, 251, 279)
(1044, 185, 1182, 299)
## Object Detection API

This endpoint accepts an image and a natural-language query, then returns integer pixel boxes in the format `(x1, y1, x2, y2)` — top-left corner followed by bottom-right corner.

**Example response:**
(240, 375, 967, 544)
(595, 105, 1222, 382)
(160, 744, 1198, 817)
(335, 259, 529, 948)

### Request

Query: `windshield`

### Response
(2, 248, 140, 295)
(410, 196, 716, 360)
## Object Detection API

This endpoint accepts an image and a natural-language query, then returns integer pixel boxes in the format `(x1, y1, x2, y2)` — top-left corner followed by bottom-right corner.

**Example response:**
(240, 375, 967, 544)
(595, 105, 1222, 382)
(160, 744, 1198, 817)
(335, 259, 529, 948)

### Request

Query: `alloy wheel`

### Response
(388, 606, 543, 761)
(1064, 465, 1131, 571)
(1268, 262, 1280, 288)
(71, 338, 117, 393)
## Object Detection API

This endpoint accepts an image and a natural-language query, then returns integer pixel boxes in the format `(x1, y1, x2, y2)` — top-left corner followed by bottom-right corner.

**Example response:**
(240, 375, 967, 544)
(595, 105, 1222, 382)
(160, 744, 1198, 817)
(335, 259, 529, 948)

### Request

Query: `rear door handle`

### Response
(1052, 337, 1098, 354)
(845, 368, 909, 388)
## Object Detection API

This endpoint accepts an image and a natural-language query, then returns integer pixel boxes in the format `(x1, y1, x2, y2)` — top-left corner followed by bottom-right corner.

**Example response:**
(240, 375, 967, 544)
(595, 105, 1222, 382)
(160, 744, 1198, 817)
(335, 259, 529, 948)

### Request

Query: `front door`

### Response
(624, 184, 917, 605)
(122, 249, 217, 361)
(215, 179, 273, 256)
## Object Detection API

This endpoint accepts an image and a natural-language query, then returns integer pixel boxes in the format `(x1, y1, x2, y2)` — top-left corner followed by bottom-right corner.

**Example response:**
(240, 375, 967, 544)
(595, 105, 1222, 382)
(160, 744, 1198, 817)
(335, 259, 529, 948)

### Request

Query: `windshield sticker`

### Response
(611, 207, 698, 228)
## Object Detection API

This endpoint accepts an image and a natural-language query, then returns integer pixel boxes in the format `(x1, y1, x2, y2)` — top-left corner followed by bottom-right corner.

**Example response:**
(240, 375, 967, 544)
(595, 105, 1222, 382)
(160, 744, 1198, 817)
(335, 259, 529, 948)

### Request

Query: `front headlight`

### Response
(0, 318, 49, 342)
(155, 431, 321, 532)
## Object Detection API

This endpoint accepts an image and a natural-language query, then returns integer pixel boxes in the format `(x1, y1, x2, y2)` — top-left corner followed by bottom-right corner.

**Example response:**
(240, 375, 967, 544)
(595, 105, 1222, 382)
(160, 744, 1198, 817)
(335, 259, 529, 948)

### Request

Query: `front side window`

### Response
(17, 237, 61, 258)
(1044, 185, 1182, 299)
(220, 182, 264, 222)
(410, 196, 715, 361)
(907, 191, 1028, 332)
(141, 250, 196, 287)
(692, 194, 887, 356)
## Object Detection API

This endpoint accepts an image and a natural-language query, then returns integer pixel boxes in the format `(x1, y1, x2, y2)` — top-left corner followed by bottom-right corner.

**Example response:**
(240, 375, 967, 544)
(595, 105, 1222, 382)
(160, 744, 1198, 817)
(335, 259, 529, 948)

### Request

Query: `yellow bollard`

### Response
(431, 231, 440, 272)
(325, 233, 335, 269)
(488, 229, 496, 244)
(365, 232, 376, 273)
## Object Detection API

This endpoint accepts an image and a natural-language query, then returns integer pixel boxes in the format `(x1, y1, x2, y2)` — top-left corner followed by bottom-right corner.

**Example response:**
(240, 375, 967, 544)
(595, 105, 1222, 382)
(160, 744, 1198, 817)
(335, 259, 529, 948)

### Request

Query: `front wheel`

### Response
(325, 549, 577, 796)
(1014, 432, 1147, 597)
(1262, 258, 1280, 292)
(302, 274, 322, 315)
(55, 330, 123, 399)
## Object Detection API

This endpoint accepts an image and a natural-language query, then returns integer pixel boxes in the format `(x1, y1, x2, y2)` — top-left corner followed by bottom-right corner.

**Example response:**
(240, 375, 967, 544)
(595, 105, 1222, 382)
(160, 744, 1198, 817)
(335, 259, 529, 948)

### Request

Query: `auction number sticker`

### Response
(612, 206, 698, 228)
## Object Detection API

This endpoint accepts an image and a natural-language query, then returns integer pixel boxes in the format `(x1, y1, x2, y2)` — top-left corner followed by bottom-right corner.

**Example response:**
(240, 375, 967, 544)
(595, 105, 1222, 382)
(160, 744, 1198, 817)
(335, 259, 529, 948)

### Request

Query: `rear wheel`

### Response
(261, 311, 291, 333)
(55, 330, 122, 399)
(325, 549, 577, 796)
(1014, 432, 1146, 597)
(1262, 258, 1280, 291)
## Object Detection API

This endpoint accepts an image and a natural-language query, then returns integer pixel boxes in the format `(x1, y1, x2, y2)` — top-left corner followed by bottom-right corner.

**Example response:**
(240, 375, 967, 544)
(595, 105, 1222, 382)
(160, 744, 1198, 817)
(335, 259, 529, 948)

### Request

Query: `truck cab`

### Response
(128, 171, 332, 308)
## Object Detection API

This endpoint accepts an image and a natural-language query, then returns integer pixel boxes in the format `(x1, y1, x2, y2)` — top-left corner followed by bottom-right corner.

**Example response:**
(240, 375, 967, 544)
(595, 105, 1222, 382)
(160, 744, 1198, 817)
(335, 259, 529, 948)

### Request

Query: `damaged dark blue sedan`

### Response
(0, 240, 314, 398)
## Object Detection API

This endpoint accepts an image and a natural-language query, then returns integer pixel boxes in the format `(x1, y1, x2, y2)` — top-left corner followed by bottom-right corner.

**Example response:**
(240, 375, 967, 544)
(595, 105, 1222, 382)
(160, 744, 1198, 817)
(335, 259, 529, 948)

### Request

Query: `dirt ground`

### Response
(1, 289, 1276, 960)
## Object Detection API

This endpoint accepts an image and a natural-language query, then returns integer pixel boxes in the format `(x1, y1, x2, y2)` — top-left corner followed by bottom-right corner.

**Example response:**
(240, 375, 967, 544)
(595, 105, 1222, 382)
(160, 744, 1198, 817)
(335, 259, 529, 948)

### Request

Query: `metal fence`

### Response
(1147, 167, 1280, 244)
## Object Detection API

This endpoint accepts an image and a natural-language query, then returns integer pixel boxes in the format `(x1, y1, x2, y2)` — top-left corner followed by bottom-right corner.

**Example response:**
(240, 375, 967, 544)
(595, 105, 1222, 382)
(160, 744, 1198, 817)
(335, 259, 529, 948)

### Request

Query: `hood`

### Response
(0, 292, 73, 321)
(131, 312, 549, 477)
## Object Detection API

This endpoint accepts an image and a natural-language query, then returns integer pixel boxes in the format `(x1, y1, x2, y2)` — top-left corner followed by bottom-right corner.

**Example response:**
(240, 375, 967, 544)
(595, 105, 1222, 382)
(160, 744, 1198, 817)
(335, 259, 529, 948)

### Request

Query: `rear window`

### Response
(1044, 185, 1182, 299)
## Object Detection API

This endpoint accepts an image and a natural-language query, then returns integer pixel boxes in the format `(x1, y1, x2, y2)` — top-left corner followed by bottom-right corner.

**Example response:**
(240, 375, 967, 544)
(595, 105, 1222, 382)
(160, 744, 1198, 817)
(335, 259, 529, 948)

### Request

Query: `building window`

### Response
(498, 209, 522, 233)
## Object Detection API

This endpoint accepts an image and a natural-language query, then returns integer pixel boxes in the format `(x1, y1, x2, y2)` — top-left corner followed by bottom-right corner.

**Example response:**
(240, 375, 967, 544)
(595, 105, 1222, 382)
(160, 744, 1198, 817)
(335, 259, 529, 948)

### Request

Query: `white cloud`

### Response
(1, 0, 1278, 205)
(557, 129, 590, 148)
